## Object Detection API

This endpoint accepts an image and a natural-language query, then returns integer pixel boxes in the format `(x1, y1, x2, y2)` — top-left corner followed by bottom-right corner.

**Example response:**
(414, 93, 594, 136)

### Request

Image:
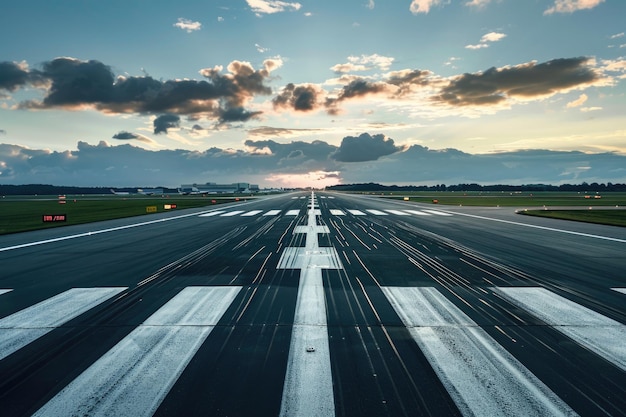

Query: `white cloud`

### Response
(580, 106, 602, 112)
(332, 54, 395, 73)
(409, 0, 447, 14)
(465, 0, 494, 8)
(481, 32, 506, 43)
(544, 0, 605, 15)
(366, 0, 375, 10)
(465, 44, 489, 50)
(566, 93, 588, 108)
(246, 0, 302, 15)
(610, 32, 624, 39)
(173, 18, 202, 33)
(256, 43, 270, 53)
(217, 16, 224, 22)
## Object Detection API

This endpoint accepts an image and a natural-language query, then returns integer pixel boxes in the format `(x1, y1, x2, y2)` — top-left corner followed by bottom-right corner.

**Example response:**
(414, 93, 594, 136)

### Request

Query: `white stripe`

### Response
(403, 210, 431, 216)
(0, 289, 12, 296)
(264, 210, 281, 216)
(385, 209, 410, 216)
(366, 209, 388, 215)
(286, 210, 300, 216)
(495, 287, 626, 371)
(221, 210, 245, 217)
(33, 286, 241, 417)
(421, 209, 453, 216)
(347, 209, 366, 216)
(611, 288, 626, 295)
(330, 209, 345, 215)
(280, 192, 335, 417)
(0, 287, 127, 361)
(307, 209, 321, 216)
(199, 211, 225, 217)
(241, 210, 263, 216)
(383, 287, 576, 417)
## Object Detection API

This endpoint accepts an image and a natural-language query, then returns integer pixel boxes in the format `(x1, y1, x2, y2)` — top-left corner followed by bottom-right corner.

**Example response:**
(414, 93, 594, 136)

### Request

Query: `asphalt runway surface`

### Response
(1, 191, 625, 416)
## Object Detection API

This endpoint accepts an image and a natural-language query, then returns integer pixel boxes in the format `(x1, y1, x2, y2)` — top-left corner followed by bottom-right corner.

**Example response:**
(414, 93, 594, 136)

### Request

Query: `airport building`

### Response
(178, 182, 259, 194)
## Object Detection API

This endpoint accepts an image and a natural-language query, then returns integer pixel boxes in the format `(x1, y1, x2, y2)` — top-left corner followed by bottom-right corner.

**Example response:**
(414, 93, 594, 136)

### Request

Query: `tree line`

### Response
(326, 182, 626, 192)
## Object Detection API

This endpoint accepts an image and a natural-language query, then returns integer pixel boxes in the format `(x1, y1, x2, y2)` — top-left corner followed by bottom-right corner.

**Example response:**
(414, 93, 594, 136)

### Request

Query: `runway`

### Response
(1, 191, 625, 416)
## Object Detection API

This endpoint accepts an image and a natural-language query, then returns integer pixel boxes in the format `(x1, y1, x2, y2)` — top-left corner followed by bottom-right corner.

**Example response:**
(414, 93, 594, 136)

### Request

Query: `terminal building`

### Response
(178, 182, 259, 194)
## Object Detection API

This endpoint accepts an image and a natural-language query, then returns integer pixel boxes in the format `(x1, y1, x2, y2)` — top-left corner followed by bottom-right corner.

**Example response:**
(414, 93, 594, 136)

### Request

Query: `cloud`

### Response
(0, 129, 6, 135)
(153, 114, 180, 134)
(610, 32, 624, 39)
(409, 0, 447, 14)
(2, 141, 624, 187)
(566, 93, 587, 108)
(0, 61, 45, 91)
(544, 0, 605, 15)
(466, 31, 506, 49)
(465, 0, 494, 8)
(433, 57, 602, 106)
(173, 18, 202, 33)
(11, 57, 279, 126)
(273, 83, 325, 112)
(332, 133, 403, 162)
(331, 54, 395, 73)
(112, 131, 155, 144)
(247, 0, 302, 16)
(366, 0, 375, 10)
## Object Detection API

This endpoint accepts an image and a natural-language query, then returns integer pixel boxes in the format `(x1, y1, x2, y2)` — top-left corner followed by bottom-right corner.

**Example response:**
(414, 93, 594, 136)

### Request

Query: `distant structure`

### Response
(178, 182, 259, 194)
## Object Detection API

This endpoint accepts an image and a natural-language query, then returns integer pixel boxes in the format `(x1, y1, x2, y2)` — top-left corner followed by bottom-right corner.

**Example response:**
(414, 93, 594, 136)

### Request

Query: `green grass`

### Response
(377, 191, 626, 207)
(518, 209, 626, 227)
(0, 194, 249, 235)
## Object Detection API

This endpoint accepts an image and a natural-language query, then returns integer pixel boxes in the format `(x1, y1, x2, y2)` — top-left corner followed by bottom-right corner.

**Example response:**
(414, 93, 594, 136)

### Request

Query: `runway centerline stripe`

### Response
(279, 192, 337, 417)
(494, 287, 626, 371)
(0, 287, 127, 361)
(382, 287, 576, 416)
(33, 286, 241, 417)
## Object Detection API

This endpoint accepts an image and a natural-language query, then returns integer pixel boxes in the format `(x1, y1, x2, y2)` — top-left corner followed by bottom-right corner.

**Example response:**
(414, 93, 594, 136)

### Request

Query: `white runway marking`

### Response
(33, 286, 241, 417)
(385, 209, 410, 215)
(611, 288, 626, 295)
(403, 210, 431, 216)
(264, 210, 282, 216)
(330, 209, 345, 215)
(421, 209, 453, 216)
(0, 289, 12, 296)
(221, 210, 245, 217)
(199, 211, 225, 217)
(347, 209, 366, 216)
(0, 287, 127, 361)
(383, 287, 576, 417)
(279, 192, 337, 417)
(286, 210, 300, 216)
(241, 210, 263, 216)
(495, 287, 626, 371)
(366, 209, 388, 215)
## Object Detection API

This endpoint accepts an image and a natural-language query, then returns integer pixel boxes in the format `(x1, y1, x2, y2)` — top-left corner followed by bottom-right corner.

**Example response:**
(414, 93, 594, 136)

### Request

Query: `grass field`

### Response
(378, 191, 626, 207)
(0, 194, 250, 235)
(518, 209, 626, 227)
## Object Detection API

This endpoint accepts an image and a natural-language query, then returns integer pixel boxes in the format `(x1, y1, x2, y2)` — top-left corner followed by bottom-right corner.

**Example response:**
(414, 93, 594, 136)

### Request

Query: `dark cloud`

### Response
(0, 129, 6, 135)
(433, 57, 599, 106)
(112, 131, 154, 144)
(0, 61, 44, 91)
(272, 83, 321, 112)
(332, 133, 403, 162)
(1, 140, 625, 187)
(13, 57, 277, 123)
(153, 114, 180, 134)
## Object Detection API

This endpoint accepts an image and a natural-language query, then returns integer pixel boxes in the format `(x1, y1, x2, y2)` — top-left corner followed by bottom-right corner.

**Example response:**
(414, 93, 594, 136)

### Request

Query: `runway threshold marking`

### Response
(241, 210, 263, 216)
(286, 210, 300, 216)
(264, 210, 282, 216)
(382, 287, 576, 416)
(198, 211, 225, 217)
(278, 192, 339, 417)
(33, 286, 241, 417)
(402, 210, 431, 216)
(494, 287, 626, 371)
(611, 288, 626, 295)
(0, 287, 127, 361)
(0, 289, 12, 296)
(347, 210, 366, 216)
(330, 209, 345, 216)
(366, 209, 388, 216)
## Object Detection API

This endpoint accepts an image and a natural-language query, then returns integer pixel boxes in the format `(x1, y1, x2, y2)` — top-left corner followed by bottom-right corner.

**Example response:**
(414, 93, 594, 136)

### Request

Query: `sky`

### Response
(1, 0, 625, 188)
